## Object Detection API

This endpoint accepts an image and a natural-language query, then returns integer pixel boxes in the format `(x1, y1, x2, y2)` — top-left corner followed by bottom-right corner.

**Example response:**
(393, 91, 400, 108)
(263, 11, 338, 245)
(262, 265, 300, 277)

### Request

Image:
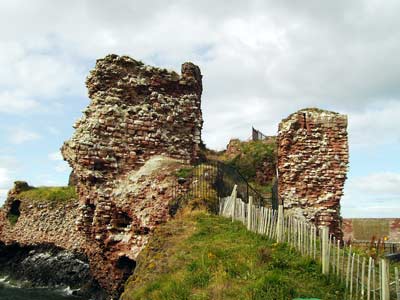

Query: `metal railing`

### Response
(252, 127, 268, 141)
(171, 160, 275, 214)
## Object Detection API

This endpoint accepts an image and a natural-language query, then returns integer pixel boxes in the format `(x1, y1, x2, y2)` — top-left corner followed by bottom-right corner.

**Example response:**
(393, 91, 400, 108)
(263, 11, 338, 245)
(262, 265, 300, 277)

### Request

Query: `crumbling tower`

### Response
(62, 54, 203, 296)
(277, 108, 348, 238)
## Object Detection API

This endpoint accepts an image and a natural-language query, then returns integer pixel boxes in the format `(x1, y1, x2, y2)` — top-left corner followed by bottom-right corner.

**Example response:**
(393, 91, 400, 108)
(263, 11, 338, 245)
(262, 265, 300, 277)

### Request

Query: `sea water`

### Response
(0, 277, 86, 300)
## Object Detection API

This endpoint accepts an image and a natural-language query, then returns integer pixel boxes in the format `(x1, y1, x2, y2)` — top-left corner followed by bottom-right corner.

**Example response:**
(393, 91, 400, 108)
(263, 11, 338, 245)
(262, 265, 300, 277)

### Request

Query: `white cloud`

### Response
(48, 151, 63, 161)
(0, 91, 39, 114)
(49, 151, 70, 173)
(55, 162, 70, 173)
(0, 1, 399, 149)
(8, 128, 41, 144)
(0, 157, 19, 204)
(0, 156, 19, 169)
(0, 167, 13, 205)
(0, 189, 8, 205)
(47, 126, 61, 135)
(0, 167, 12, 188)
(0, 0, 400, 215)
(346, 172, 400, 195)
(347, 101, 400, 148)
(342, 172, 400, 217)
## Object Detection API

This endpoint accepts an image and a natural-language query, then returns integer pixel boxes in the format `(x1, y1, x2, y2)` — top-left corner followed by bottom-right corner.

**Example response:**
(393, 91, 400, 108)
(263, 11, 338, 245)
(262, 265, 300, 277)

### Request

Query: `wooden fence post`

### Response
(350, 253, 355, 299)
(346, 245, 352, 289)
(356, 254, 360, 298)
(361, 256, 366, 299)
(381, 259, 389, 300)
(336, 240, 340, 277)
(367, 257, 372, 300)
(313, 226, 317, 260)
(247, 196, 253, 230)
(395, 267, 399, 300)
(321, 226, 329, 275)
(276, 205, 284, 243)
(231, 185, 237, 222)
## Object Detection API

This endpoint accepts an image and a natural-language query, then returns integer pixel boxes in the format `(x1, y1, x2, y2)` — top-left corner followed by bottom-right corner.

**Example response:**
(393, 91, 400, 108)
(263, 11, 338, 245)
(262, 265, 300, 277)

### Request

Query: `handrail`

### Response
(209, 159, 267, 205)
(172, 159, 275, 208)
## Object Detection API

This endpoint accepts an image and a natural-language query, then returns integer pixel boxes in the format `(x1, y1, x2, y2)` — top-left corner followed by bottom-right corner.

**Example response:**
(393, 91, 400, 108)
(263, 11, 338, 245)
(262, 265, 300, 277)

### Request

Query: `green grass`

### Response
(122, 210, 344, 300)
(176, 167, 194, 179)
(227, 140, 276, 182)
(7, 213, 19, 225)
(16, 186, 77, 202)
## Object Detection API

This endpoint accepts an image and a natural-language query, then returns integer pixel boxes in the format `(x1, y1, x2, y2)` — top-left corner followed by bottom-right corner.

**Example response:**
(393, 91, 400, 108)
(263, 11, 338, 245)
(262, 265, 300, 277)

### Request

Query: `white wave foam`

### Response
(61, 286, 80, 296)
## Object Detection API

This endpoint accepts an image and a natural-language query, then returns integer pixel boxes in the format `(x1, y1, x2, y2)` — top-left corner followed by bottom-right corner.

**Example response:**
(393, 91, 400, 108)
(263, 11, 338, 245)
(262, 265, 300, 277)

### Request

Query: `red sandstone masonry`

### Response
(0, 196, 85, 251)
(277, 108, 349, 239)
(60, 54, 203, 297)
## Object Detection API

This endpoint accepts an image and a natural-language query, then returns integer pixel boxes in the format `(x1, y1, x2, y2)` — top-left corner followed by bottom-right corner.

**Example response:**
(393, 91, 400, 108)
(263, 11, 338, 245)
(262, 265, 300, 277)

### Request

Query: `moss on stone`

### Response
(175, 167, 194, 178)
(7, 213, 19, 226)
(16, 186, 77, 202)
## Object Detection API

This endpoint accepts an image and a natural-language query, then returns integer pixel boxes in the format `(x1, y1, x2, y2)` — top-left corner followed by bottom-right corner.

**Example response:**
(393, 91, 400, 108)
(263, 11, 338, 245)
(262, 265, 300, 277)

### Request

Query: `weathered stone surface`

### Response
(0, 184, 84, 250)
(277, 108, 348, 238)
(60, 54, 203, 297)
(68, 171, 78, 186)
(225, 139, 242, 159)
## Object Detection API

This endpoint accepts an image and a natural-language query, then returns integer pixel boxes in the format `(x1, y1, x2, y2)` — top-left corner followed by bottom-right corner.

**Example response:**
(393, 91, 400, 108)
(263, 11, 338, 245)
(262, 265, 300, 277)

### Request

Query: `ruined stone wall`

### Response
(61, 54, 202, 297)
(277, 108, 348, 238)
(225, 139, 242, 160)
(0, 185, 85, 251)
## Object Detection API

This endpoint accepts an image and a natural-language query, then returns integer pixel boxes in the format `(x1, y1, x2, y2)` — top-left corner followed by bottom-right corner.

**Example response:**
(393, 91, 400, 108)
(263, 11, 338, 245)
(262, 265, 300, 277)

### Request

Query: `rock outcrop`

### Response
(60, 54, 203, 297)
(0, 183, 104, 297)
(277, 108, 348, 238)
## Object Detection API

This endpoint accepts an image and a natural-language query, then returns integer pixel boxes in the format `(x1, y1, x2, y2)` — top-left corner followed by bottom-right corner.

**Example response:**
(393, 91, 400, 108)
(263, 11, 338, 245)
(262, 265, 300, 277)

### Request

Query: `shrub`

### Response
(228, 140, 276, 181)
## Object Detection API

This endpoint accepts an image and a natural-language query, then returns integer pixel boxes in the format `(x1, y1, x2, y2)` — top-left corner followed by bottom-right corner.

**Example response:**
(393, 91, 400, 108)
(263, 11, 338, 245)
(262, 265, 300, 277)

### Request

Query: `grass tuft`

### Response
(7, 213, 19, 225)
(16, 186, 77, 202)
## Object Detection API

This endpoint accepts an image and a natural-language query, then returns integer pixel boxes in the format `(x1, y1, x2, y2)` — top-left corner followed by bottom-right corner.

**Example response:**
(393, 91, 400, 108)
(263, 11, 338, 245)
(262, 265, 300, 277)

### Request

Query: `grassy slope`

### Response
(122, 210, 344, 300)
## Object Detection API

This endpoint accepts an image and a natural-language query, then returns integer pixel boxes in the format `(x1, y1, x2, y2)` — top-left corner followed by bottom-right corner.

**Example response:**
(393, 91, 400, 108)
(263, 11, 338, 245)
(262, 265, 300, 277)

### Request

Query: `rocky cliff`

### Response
(0, 182, 103, 297)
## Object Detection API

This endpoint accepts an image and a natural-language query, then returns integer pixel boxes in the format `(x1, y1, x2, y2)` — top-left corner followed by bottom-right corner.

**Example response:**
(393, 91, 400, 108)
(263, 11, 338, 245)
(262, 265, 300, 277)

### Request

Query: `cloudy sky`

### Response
(0, 0, 399, 217)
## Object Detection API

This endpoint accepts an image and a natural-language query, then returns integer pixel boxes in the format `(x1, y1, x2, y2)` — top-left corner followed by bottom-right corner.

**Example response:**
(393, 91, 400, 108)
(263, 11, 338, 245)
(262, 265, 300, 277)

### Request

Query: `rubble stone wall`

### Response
(0, 193, 84, 252)
(60, 54, 202, 297)
(277, 108, 349, 238)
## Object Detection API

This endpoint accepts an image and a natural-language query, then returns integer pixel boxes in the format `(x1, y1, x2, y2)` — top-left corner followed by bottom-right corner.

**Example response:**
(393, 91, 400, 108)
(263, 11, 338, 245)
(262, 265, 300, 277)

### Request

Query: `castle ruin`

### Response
(277, 108, 349, 238)
(61, 54, 203, 296)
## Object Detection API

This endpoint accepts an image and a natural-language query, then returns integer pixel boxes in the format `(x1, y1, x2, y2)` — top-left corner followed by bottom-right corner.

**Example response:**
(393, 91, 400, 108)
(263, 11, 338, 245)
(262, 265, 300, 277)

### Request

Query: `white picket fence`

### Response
(219, 185, 400, 300)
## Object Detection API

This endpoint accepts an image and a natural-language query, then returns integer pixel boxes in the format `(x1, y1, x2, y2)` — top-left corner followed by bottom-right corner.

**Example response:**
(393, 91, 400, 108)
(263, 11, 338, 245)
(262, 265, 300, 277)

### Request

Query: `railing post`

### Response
(381, 259, 390, 300)
(321, 226, 329, 275)
(367, 257, 372, 300)
(276, 205, 284, 243)
(231, 185, 237, 222)
(395, 267, 399, 300)
(247, 196, 253, 230)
